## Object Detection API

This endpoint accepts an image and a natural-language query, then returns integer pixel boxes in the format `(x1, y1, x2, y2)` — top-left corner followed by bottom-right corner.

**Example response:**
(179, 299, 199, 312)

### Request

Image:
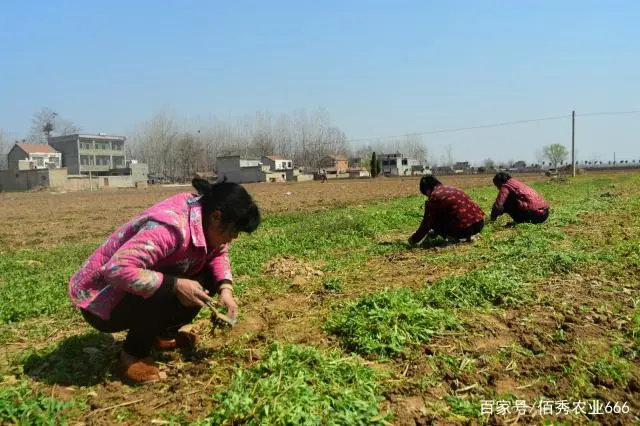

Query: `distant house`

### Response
(286, 167, 315, 182)
(433, 166, 453, 174)
(348, 157, 365, 170)
(348, 169, 371, 178)
(379, 153, 419, 176)
(48, 134, 127, 176)
(217, 155, 288, 183)
(216, 156, 267, 184)
(319, 155, 349, 174)
(261, 155, 293, 172)
(7, 143, 62, 171)
(411, 165, 431, 176)
(453, 161, 471, 170)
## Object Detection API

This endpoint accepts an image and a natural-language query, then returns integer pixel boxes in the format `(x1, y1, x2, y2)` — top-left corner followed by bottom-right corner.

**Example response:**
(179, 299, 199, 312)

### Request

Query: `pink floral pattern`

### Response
(68, 193, 233, 320)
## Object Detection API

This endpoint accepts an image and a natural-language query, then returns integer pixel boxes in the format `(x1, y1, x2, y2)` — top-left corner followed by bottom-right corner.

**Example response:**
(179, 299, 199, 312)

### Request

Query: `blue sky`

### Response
(1, 0, 639, 163)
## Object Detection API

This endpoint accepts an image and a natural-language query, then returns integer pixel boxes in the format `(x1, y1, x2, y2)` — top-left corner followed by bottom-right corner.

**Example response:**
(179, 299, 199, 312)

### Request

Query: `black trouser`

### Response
(81, 282, 203, 359)
(506, 206, 549, 224)
(433, 219, 485, 241)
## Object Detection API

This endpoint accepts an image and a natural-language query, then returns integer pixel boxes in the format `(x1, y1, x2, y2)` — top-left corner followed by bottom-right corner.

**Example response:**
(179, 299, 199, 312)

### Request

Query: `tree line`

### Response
(2, 107, 608, 179)
(127, 109, 431, 180)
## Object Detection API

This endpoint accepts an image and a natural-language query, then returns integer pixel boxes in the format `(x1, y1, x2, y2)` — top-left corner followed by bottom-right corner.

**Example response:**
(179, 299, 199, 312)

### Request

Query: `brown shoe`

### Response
(154, 331, 198, 351)
(119, 353, 165, 384)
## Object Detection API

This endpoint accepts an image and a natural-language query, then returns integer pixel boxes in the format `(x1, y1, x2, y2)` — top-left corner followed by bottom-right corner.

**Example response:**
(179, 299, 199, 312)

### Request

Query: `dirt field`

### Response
(0, 173, 545, 250)
(1, 169, 639, 425)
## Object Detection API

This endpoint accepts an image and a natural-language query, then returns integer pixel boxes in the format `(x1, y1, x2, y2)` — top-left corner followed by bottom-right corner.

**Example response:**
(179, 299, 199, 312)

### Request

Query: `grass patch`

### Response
(588, 348, 633, 387)
(324, 288, 459, 357)
(0, 245, 95, 324)
(419, 267, 524, 308)
(445, 395, 482, 420)
(0, 381, 80, 425)
(202, 344, 390, 425)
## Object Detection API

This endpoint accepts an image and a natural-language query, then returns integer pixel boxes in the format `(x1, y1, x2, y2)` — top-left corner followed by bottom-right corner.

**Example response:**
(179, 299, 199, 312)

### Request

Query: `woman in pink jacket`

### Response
(68, 178, 260, 384)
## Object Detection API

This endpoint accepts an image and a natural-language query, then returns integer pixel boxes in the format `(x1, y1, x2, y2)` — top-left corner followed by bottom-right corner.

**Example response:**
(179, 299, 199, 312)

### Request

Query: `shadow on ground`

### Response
(23, 331, 119, 387)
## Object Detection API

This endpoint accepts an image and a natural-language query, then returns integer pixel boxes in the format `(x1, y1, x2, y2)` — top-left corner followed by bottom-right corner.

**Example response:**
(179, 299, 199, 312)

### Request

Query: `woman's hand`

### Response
(218, 288, 238, 319)
(174, 278, 214, 307)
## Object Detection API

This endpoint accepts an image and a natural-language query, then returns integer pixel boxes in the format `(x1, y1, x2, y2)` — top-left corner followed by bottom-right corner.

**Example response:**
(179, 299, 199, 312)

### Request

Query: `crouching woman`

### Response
(68, 178, 260, 384)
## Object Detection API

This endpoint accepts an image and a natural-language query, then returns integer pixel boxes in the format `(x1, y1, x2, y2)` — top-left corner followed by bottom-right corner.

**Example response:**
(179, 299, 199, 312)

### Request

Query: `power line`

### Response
(576, 110, 640, 117)
(348, 109, 640, 144)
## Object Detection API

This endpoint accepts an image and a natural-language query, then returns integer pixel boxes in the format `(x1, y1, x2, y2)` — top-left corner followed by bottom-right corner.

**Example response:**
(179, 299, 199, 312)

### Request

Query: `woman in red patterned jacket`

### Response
(408, 175, 485, 246)
(490, 172, 549, 224)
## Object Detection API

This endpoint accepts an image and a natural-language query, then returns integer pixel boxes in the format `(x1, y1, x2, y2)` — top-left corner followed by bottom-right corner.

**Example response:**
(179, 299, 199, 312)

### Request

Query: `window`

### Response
(390, 159, 397, 166)
(80, 155, 94, 166)
(402, 159, 408, 165)
(382, 160, 389, 166)
(96, 156, 111, 166)
(113, 156, 125, 168)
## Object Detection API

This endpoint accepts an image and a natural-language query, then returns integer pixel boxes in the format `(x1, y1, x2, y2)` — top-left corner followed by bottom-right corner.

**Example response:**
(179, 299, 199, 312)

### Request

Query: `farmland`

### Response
(0, 171, 639, 425)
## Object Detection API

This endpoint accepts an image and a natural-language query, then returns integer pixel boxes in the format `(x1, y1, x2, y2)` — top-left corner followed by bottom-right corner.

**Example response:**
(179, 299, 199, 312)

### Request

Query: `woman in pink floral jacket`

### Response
(69, 178, 260, 383)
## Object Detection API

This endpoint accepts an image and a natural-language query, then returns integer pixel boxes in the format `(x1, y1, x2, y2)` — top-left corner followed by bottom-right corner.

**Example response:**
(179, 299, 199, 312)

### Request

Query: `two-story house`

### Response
(48, 134, 126, 175)
(379, 153, 419, 176)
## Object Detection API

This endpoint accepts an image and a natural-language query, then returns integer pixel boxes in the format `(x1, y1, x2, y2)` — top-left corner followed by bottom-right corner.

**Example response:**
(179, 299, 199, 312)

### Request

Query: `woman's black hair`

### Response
(492, 172, 512, 187)
(419, 175, 442, 196)
(192, 177, 261, 234)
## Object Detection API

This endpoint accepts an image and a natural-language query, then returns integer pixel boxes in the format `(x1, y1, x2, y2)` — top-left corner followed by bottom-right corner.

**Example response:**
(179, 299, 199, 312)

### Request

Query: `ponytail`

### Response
(192, 177, 260, 234)
(192, 176, 227, 195)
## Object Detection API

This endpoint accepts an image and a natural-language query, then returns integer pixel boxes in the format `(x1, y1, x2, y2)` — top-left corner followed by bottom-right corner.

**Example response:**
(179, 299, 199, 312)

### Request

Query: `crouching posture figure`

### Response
(408, 175, 485, 246)
(490, 172, 549, 224)
(68, 178, 260, 384)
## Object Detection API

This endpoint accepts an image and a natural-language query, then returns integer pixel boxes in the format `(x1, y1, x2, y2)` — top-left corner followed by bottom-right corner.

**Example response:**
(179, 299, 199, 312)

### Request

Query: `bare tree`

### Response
(131, 108, 349, 179)
(0, 130, 9, 169)
(177, 133, 205, 178)
(130, 112, 180, 179)
(483, 158, 495, 170)
(534, 149, 546, 167)
(250, 111, 275, 157)
(444, 144, 454, 168)
(399, 133, 428, 165)
(542, 143, 569, 168)
(27, 107, 79, 144)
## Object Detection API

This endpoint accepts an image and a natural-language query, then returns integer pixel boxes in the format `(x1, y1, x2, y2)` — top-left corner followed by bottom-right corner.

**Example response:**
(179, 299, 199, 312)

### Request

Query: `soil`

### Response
(0, 174, 547, 250)
(2, 170, 639, 424)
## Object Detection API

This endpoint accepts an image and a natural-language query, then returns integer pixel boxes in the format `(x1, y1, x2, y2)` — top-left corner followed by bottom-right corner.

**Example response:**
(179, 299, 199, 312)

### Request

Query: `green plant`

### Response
(0, 381, 79, 425)
(324, 288, 458, 357)
(203, 344, 389, 424)
(419, 267, 525, 308)
(323, 277, 344, 293)
(0, 244, 95, 324)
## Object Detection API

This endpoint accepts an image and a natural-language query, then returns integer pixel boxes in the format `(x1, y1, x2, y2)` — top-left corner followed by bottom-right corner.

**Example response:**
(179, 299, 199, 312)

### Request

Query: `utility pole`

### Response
(571, 110, 576, 177)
